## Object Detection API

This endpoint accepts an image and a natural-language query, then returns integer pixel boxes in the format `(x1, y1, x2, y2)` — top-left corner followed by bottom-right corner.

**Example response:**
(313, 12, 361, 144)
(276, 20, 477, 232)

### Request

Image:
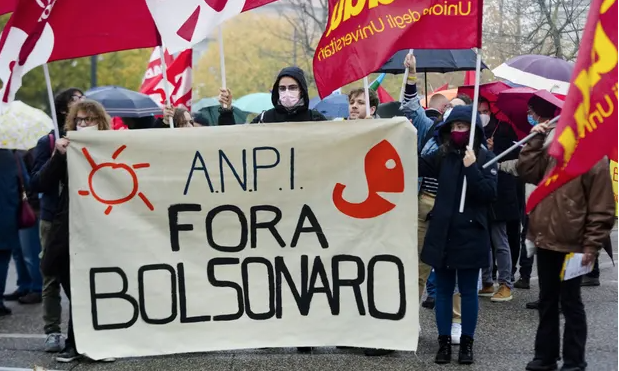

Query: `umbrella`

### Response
(192, 97, 221, 112)
(313, 94, 349, 119)
(492, 54, 574, 95)
(0, 101, 53, 150)
(194, 105, 248, 126)
(234, 93, 273, 114)
(85, 86, 162, 117)
(309, 96, 321, 109)
(376, 49, 489, 74)
(376, 102, 403, 119)
(458, 81, 514, 123)
(496, 87, 564, 134)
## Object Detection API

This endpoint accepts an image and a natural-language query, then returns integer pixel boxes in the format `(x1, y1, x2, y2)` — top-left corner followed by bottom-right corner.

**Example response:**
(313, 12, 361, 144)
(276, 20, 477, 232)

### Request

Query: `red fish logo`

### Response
(333, 140, 404, 219)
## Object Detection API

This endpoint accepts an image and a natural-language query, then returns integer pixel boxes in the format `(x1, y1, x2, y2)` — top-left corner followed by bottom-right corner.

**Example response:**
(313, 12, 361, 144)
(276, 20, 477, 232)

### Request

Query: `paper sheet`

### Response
(561, 253, 594, 281)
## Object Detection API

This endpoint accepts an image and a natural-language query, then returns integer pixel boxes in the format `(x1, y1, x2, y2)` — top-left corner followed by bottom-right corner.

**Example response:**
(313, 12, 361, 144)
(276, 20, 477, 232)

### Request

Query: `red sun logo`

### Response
(78, 145, 154, 215)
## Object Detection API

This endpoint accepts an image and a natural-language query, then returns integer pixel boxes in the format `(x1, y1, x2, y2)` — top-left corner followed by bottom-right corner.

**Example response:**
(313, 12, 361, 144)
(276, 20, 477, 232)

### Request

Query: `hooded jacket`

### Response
(218, 67, 327, 125)
(30, 130, 64, 222)
(418, 105, 498, 270)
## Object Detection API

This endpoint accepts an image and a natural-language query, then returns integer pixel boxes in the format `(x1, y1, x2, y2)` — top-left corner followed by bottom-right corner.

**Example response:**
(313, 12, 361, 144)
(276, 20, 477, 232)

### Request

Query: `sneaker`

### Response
(56, 346, 82, 363)
(44, 333, 63, 353)
(491, 284, 513, 302)
(514, 278, 531, 289)
(0, 304, 11, 317)
(478, 284, 495, 297)
(3, 290, 28, 301)
(581, 276, 600, 287)
(18, 292, 42, 304)
(422, 296, 436, 309)
(450, 323, 462, 345)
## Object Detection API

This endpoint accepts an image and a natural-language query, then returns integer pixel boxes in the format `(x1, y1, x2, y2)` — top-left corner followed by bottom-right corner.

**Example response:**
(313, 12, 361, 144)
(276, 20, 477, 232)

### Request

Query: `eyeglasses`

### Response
(75, 116, 95, 125)
(278, 85, 299, 92)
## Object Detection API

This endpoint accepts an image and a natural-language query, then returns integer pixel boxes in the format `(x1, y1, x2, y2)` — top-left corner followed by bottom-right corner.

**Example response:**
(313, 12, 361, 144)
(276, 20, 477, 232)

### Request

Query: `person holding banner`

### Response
(400, 53, 465, 344)
(29, 87, 85, 353)
(347, 88, 379, 119)
(35, 100, 115, 363)
(217, 66, 327, 125)
(418, 105, 497, 365)
(517, 121, 615, 371)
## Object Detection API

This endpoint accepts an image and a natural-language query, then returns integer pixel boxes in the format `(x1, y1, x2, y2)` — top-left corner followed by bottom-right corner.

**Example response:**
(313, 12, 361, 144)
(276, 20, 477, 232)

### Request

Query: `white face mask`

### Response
(76, 125, 99, 132)
(279, 90, 300, 108)
(480, 114, 491, 127)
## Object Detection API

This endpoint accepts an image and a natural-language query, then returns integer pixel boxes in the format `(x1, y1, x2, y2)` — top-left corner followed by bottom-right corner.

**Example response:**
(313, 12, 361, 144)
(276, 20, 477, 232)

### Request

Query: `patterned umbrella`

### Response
(492, 55, 574, 95)
(0, 101, 53, 150)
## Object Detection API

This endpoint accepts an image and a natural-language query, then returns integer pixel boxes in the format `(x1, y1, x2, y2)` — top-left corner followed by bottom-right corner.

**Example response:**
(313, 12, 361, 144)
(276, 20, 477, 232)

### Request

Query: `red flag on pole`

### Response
(526, 0, 618, 213)
(0, 0, 160, 104)
(313, 0, 483, 98)
(0, 0, 15, 15)
(140, 48, 193, 110)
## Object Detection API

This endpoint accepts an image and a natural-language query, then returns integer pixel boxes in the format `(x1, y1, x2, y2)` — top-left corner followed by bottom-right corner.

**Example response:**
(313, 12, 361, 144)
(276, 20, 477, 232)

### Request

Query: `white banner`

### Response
(67, 118, 419, 360)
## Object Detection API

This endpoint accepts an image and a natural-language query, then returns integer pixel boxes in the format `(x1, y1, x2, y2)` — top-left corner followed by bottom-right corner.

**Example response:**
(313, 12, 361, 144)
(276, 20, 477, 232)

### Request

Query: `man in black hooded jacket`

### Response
(217, 66, 327, 125)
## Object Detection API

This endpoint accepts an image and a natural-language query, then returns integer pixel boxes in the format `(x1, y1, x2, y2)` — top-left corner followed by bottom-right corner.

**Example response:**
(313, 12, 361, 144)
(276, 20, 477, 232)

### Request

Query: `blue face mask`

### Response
(527, 114, 539, 126)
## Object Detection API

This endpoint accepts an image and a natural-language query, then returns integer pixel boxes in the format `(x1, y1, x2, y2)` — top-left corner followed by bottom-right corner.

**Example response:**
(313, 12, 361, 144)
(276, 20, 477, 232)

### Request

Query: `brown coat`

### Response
(516, 130, 615, 254)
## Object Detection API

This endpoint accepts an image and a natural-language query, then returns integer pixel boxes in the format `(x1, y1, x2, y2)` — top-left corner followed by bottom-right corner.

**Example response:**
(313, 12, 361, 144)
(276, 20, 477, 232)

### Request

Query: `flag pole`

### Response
(159, 45, 175, 128)
(363, 76, 371, 118)
(458, 48, 482, 213)
(482, 115, 560, 169)
(399, 49, 414, 102)
(42, 64, 60, 139)
(218, 25, 228, 109)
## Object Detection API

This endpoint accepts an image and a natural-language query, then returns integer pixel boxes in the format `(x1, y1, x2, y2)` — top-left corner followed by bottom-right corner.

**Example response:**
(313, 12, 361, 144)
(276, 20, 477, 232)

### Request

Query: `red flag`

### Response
(141, 49, 193, 110)
(139, 47, 175, 93)
(313, 0, 482, 97)
(146, 0, 277, 53)
(526, 0, 618, 213)
(377, 85, 394, 103)
(463, 71, 475, 86)
(0, 0, 15, 15)
(0, 0, 160, 104)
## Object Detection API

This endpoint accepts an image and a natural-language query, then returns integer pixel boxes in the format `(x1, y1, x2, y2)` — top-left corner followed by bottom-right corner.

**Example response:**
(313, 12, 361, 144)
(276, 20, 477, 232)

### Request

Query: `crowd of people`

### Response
(0, 57, 615, 370)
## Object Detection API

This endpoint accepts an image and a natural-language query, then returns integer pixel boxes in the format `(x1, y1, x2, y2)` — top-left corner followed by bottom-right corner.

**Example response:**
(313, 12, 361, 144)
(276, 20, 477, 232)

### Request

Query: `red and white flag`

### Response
(145, 0, 277, 54)
(139, 47, 174, 91)
(0, 0, 16, 15)
(140, 48, 193, 110)
(0, 0, 159, 104)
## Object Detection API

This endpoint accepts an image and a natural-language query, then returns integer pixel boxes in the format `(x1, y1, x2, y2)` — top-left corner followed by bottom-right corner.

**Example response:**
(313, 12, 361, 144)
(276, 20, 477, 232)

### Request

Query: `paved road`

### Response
(1, 228, 616, 371)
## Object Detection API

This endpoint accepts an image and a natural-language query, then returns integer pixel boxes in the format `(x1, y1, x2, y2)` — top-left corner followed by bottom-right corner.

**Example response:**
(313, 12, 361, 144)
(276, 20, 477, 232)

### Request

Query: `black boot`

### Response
(434, 335, 451, 364)
(458, 335, 474, 364)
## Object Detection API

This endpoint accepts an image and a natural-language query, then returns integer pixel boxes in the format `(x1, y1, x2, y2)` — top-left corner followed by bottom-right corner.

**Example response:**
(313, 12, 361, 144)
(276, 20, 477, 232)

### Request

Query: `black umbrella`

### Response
(85, 86, 162, 118)
(376, 49, 488, 74)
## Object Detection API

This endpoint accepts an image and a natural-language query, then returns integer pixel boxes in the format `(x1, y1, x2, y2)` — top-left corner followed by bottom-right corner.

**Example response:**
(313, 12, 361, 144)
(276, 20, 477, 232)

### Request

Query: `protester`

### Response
(418, 105, 497, 365)
(29, 87, 84, 352)
(217, 66, 327, 125)
(347, 88, 379, 119)
(479, 97, 519, 302)
(33, 100, 115, 363)
(4, 149, 43, 305)
(400, 52, 464, 344)
(0, 149, 21, 317)
(517, 118, 615, 371)
(217, 67, 325, 354)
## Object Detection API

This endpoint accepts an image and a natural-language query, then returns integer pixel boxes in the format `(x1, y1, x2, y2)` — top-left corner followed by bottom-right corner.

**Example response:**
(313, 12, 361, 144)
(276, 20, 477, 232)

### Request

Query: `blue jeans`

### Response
(13, 219, 43, 293)
(435, 268, 479, 337)
(426, 270, 436, 298)
(482, 222, 513, 288)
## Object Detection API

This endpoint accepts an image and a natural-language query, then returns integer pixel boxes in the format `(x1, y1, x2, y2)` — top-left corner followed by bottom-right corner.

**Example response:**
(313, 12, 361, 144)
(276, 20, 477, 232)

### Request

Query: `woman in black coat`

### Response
(35, 100, 112, 363)
(418, 105, 498, 365)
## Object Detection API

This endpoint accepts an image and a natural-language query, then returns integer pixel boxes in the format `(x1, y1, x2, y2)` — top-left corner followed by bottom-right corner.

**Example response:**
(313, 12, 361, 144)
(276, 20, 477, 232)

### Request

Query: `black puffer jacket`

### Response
(218, 67, 327, 125)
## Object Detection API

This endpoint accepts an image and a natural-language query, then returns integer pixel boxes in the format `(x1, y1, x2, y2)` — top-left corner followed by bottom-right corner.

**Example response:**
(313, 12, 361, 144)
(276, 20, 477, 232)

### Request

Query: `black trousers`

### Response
(535, 248, 587, 369)
(57, 268, 75, 349)
(507, 219, 521, 277)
